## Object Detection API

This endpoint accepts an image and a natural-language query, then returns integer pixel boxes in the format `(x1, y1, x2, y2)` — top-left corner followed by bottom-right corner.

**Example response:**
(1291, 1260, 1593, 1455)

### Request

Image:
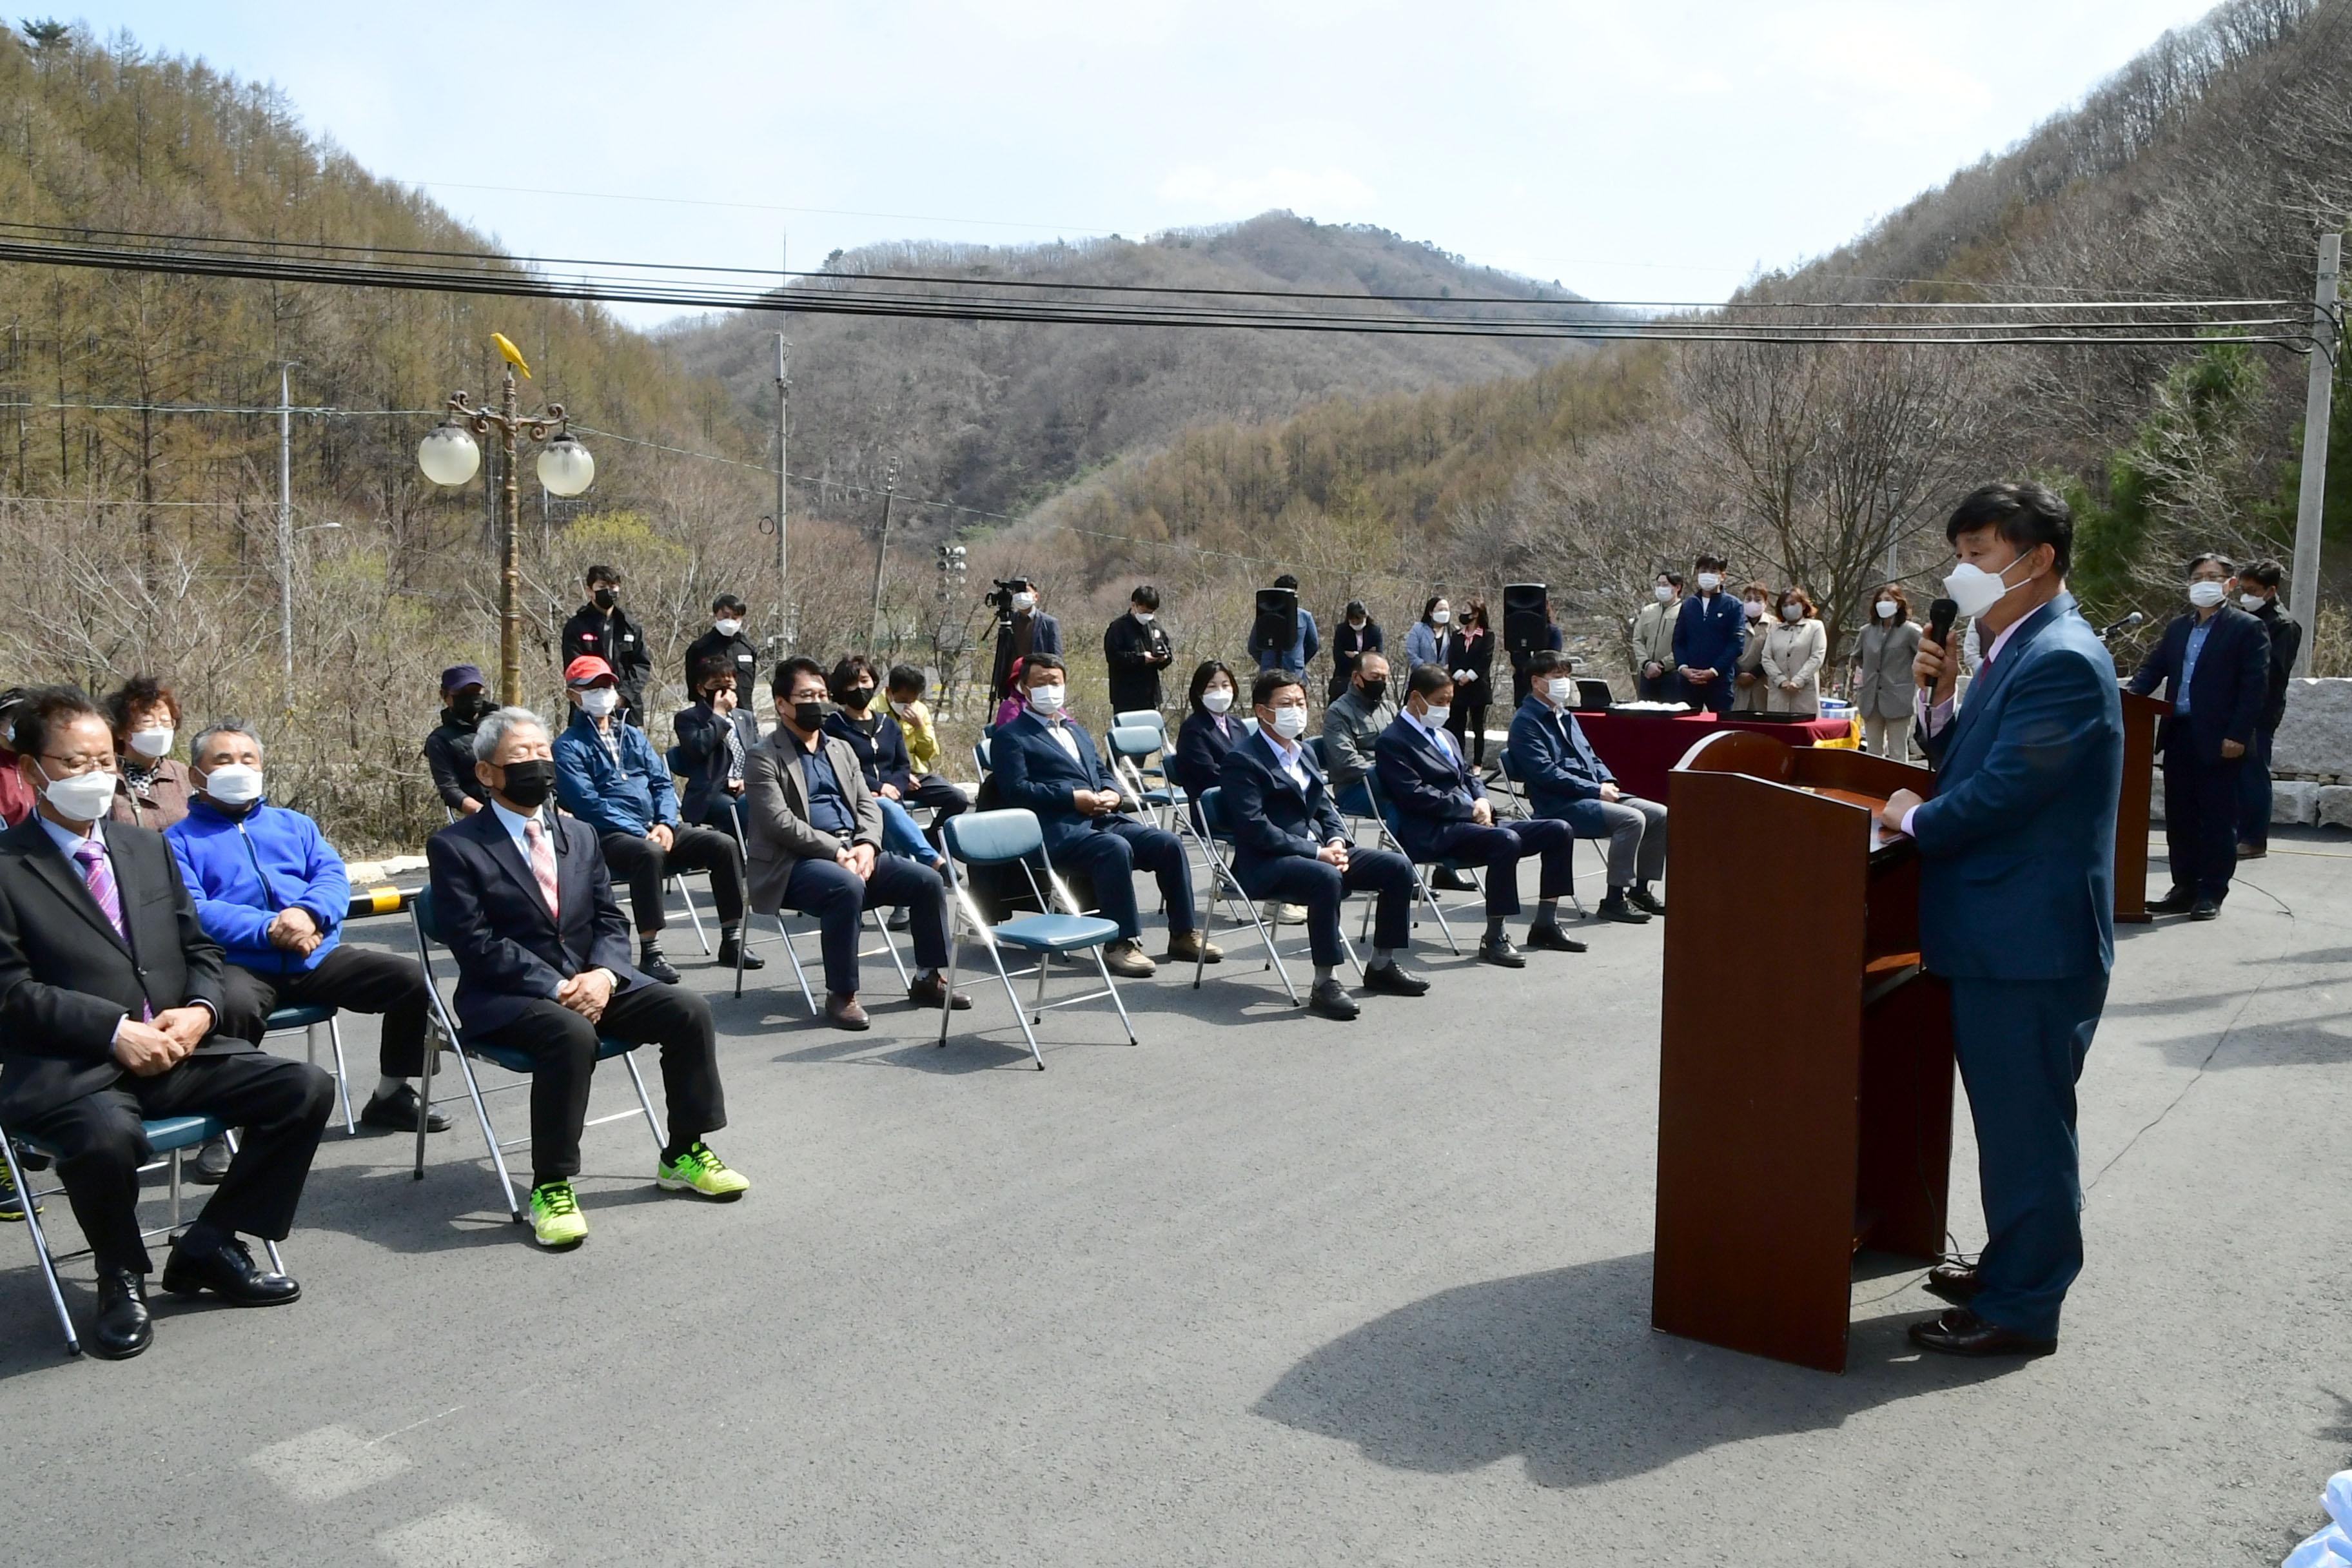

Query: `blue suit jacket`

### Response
(1171, 710, 1239, 801)
(1373, 714, 1485, 861)
(1219, 730, 1347, 897)
(425, 807, 651, 1035)
(1505, 696, 1618, 833)
(2127, 604, 2268, 762)
(1914, 593, 2121, 981)
(988, 709, 1136, 856)
(1672, 592, 1745, 678)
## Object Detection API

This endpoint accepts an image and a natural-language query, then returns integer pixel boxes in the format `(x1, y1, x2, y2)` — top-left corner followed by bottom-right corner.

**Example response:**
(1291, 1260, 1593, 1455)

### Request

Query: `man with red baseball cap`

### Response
(551, 655, 756, 982)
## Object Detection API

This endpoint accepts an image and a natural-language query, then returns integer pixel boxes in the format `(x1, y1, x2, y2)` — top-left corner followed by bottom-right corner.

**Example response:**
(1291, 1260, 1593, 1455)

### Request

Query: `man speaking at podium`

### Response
(1877, 482, 2121, 1360)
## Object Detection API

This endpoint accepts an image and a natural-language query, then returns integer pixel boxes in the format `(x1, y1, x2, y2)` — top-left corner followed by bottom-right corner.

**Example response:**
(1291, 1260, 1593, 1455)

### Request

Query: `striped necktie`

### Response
(522, 818, 560, 919)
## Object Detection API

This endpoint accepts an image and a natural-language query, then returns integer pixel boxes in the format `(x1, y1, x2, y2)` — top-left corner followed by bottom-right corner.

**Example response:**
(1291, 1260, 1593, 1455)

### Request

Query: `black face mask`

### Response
(841, 686, 875, 712)
(453, 692, 495, 726)
(1358, 678, 1387, 705)
(498, 758, 556, 809)
(791, 701, 827, 734)
(593, 588, 617, 610)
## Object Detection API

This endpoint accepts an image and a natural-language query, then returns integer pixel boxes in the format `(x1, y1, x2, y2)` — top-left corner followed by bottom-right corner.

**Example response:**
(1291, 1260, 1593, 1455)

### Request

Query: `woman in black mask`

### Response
(821, 654, 947, 873)
(426, 663, 498, 818)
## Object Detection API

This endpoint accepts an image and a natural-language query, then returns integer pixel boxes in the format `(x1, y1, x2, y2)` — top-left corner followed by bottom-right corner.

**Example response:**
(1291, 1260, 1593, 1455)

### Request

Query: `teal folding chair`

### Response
(1190, 787, 1302, 1003)
(1106, 722, 1190, 839)
(264, 1003, 354, 1135)
(1358, 770, 1472, 954)
(972, 735, 994, 780)
(935, 808, 1137, 1070)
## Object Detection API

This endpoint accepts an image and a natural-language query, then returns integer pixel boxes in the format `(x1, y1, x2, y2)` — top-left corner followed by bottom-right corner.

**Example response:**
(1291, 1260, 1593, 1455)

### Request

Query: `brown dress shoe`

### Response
(1906, 1306, 2056, 1359)
(1924, 1261, 1982, 1305)
(907, 973, 972, 1010)
(1166, 929, 1222, 964)
(825, 992, 870, 1031)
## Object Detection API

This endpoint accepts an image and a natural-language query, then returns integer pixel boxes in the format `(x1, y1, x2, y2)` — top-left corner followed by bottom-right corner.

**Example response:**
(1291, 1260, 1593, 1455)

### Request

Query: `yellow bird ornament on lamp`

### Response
(491, 332, 532, 379)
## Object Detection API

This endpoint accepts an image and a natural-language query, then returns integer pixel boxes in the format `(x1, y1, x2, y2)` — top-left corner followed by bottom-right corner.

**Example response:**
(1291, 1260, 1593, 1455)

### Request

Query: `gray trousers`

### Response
(1592, 797, 1669, 888)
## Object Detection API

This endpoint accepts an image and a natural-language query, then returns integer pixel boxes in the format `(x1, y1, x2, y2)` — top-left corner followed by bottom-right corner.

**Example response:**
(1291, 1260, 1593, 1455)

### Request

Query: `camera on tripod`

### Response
(983, 576, 1035, 631)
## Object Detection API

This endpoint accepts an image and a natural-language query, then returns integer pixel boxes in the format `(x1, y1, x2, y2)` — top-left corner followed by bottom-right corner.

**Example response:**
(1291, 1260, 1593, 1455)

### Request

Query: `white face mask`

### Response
(203, 763, 265, 807)
(1695, 572, 1721, 593)
(1269, 705, 1308, 740)
(1941, 550, 2033, 620)
(713, 618, 743, 638)
(1545, 678, 1575, 705)
(1028, 683, 1065, 716)
(1421, 703, 1451, 729)
(2188, 580, 2227, 609)
(1783, 603, 1805, 621)
(1430, 607, 1452, 625)
(38, 761, 117, 824)
(1201, 687, 1234, 714)
(579, 688, 620, 718)
(1012, 591, 1037, 612)
(1133, 609, 1155, 624)
(1875, 600, 1897, 620)
(1653, 584, 1673, 602)
(1743, 600, 1765, 621)
(127, 727, 174, 759)
(2240, 591, 2268, 612)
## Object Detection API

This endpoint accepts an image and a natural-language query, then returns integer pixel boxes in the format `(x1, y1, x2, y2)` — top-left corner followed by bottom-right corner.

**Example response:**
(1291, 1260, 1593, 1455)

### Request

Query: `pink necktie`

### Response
(75, 841, 150, 1020)
(524, 819, 560, 919)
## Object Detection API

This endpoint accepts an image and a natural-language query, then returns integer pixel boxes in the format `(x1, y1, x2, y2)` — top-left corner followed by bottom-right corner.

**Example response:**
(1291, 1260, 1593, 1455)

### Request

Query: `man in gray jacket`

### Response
(742, 658, 969, 1031)
(1319, 650, 1395, 816)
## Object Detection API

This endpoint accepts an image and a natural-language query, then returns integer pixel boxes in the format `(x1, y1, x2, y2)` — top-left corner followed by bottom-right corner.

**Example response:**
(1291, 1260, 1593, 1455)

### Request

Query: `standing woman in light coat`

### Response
(1730, 579, 1776, 714)
(1761, 586, 1828, 715)
(1850, 581, 1923, 757)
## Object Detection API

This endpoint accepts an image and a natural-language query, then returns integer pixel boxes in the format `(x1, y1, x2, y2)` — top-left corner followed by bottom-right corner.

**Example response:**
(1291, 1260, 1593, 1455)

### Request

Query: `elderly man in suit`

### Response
(0, 687, 333, 1358)
(989, 653, 1220, 979)
(1880, 482, 2122, 1360)
(427, 705, 747, 1250)
(2128, 552, 2271, 920)
(1507, 648, 1667, 925)
(742, 658, 968, 1032)
(1219, 671, 1426, 1021)
(1375, 664, 1582, 966)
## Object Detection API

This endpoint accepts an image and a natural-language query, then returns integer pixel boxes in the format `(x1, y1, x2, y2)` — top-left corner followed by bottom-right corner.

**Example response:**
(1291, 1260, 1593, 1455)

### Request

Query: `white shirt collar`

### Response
(490, 798, 546, 847)
(1259, 725, 1303, 765)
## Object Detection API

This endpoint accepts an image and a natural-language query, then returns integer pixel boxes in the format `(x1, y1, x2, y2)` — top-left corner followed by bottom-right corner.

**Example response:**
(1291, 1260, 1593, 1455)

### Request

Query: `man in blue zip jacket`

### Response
(552, 656, 748, 984)
(170, 720, 447, 1144)
(1672, 553, 1744, 712)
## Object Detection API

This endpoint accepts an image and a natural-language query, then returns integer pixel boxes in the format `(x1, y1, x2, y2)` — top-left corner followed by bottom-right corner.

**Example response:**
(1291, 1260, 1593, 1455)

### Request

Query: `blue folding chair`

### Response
(935, 809, 1137, 1070)
(1358, 771, 1473, 954)
(973, 735, 994, 780)
(1192, 787, 1320, 1003)
(2, 1115, 283, 1356)
(1106, 722, 1189, 838)
(264, 1003, 354, 1135)
(407, 887, 663, 1223)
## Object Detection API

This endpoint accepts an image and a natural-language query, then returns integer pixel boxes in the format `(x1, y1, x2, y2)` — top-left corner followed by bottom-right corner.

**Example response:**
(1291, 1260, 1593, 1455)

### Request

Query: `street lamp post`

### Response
(416, 356, 594, 705)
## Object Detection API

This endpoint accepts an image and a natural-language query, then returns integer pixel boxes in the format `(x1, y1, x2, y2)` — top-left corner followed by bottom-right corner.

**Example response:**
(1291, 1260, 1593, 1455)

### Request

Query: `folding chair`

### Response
(2, 1115, 282, 1357)
(1357, 771, 1473, 955)
(260, 1003, 355, 1136)
(1106, 722, 1189, 838)
(407, 888, 663, 1223)
(935, 808, 1138, 1070)
(1491, 745, 1591, 917)
(723, 798, 910, 1009)
(973, 736, 994, 780)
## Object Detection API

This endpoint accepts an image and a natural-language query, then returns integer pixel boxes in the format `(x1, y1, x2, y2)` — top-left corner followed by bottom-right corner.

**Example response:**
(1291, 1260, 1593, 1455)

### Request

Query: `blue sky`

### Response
(64, 1, 2219, 323)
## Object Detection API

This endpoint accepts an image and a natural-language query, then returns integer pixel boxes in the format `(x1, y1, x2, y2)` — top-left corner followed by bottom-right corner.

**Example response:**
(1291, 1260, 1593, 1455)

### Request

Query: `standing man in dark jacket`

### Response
(1505, 592, 1565, 711)
(988, 576, 1061, 701)
(683, 593, 758, 698)
(1673, 554, 1743, 712)
(1103, 585, 1174, 716)
(2233, 558, 2302, 859)
(425, 663, 495, 818)
(2130, 552, 2271, 919)
(560, 564, 653, 723)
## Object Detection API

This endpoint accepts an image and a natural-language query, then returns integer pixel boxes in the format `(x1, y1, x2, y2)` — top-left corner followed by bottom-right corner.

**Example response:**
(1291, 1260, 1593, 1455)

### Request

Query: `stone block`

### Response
(2269, 678, 2352, 776)
(2271, 779, 2320, 825)
(2319, 785, 2352, 829)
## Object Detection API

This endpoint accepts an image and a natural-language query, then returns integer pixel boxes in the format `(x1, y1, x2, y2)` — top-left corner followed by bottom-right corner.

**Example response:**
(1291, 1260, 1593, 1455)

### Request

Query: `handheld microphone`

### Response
(2097, 611, 2144, 642)
(1922, 598, 1958, 690)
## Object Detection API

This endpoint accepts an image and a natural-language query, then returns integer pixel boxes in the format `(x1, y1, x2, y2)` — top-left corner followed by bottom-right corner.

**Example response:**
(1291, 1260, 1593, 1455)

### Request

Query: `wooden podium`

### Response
(1651, 729, 1954, 1372)
(2114, 689, 2170, 923)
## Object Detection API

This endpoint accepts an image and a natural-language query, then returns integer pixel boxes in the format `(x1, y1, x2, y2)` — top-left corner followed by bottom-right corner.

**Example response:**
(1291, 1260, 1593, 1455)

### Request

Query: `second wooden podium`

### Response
(1651, 730, 1954, 1373)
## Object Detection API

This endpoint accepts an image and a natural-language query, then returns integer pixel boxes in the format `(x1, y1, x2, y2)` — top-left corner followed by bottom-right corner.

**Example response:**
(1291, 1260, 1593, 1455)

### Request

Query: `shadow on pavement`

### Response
(1254, 1253, 2017, 1489)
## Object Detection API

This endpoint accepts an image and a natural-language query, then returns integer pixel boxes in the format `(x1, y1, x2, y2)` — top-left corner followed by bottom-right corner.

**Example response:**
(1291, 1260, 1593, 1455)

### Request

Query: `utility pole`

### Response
(278, 363, 294, 713)
(2289, 230, 2342, 676)
(868, 456, 898, 648)
(774, 333, 790, 647)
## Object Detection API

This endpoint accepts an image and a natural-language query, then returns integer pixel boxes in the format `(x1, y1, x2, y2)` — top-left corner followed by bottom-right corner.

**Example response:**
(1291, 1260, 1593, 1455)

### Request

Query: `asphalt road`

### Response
(2, 830, 2348, 1566)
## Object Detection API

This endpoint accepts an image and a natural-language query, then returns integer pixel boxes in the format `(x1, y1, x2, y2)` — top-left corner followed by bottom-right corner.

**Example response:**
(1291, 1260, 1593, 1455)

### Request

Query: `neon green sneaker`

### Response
(0, 1160, 36, 1222)
(528, 1180, 587, 1248)
(657, 1141, 749, 1200)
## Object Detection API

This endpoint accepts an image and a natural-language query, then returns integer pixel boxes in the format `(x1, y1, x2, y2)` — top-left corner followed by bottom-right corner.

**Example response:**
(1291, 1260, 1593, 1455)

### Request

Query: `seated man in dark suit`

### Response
(1374, 664, 1582, 966)
(1507, 649, 1668, 925)
(743, 658, 969, 1032)
(1219, 671, 1427, 1021)
(428, 706, 747, 1250)
(988, 653, 1220, 979)
(0, 687, 333, 1358)
(671, 655, 763, 862)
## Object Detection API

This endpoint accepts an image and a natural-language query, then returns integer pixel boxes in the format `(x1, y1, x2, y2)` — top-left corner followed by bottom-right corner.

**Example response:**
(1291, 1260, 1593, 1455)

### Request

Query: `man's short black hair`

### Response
(1251, 669, 1304, 708)
(886, 663, 926, 695)
(1407, 664, 1455, 701)
(1694, 553, 1727, 573)
(1946, 482, 2073, 579)
(11, 684, 104, 759)
(1023, 652, 1067, 680)
(1273, 573, 1299, 591)
(585, 564, 620, 588)
(691, 654, 736, 692)
(772, 656, 828, 699)
(2242, 558, 2284, 590)
(1527, 649, 1571, 679)
(1130, 584, 1161, 611)
(2186, 551, 2235, 577)
(712, 593, 747, 616)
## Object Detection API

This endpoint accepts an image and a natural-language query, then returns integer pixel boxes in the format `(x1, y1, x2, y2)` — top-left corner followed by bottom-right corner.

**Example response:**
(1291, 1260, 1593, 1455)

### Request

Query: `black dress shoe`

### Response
(1525, 921, 1588, 953)
(160, 1238, 300, 1308)
(716, 939, 766, 971)
(1360, 961, 1430, 996)
(2237, 843, 2267, 859)
(1923, 1260, 1983, 1305)
(359, 1084, 450, 1134)
(91, 1266, 152, 1360)
(2190, 896, 2221, 921)
(2145, 888, 2197, 916)
(1596, 895, 1651, 925)
(1906, 1306, 2055, 1359)
(1306, 977, 1360, 1020)
(1627, 887, 1667, 917)
(638, 948, 683, 985)
(906, 973, 972, 1011)
(1478, 935, 1525, 968)
(1430, 868, 1480, 892)
(188, 1134, 232, 1186)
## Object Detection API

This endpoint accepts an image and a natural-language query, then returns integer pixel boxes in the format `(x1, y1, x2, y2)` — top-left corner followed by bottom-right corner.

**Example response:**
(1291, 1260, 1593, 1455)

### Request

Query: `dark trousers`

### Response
(2161, 734, 2242, 900)
(601, 823, 745, 932)
(1056, 818, 1195, 941)
(1678, 669, 1734, 712)
(1948, 972, 2107, 1341)
(1241, 848, 1415, 966)
(778, 852, 951, 995)
(219, 945, 431, 1077)
(1421, 817, 1575, 918)
(17, 1052, 335, 1272)
(2238, 727, 2276, 850)
(468, 982, 723, 1186)
(1444, 704, 1491, 767)
(904, 775, 970, 823)
(1636, 669, 1676, 702)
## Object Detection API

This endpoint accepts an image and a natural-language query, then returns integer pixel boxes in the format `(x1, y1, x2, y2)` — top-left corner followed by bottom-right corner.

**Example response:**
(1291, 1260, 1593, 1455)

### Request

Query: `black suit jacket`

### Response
(426, 807, 651, 1037)
(2128, 605, 2269, 763)
(0, 815, 231, 1123)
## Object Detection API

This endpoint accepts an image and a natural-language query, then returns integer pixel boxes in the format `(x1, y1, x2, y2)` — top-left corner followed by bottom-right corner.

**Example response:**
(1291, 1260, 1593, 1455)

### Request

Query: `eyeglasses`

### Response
(38, 752, 115, 777)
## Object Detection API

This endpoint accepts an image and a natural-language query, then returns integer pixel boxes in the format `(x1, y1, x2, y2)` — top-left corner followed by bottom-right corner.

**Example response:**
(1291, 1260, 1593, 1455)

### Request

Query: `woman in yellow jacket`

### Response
(1760, 587, 1828, 716)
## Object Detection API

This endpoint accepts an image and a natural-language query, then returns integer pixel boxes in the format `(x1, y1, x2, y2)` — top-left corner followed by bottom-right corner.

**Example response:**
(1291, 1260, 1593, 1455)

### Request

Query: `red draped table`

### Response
(1557, 711, 1855, 801)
